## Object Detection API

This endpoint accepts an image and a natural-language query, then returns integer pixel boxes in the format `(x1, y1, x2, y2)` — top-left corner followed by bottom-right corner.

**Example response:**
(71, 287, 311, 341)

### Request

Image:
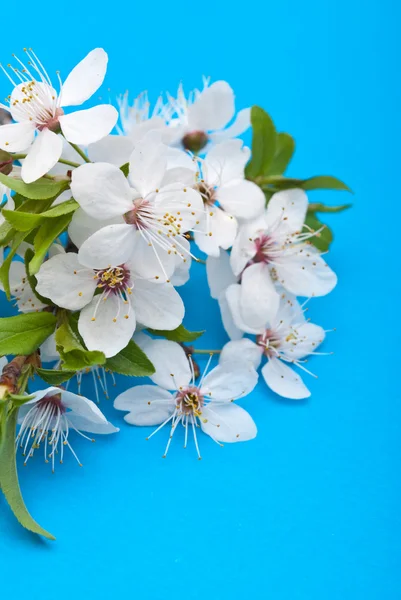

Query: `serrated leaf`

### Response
(29, 213, 72, 275)
(304, 212, 333, 252)
(148, 324, 205, 343)
(0, 408, 55, 539)
(0, 312, 57, 357)
(55, 321, 106, 371)
(4, 199, 78, 232)
(0, 172, 69, 200)
(105, 339, 155, 376)
(35, 367, 76, 385)
(245, 106, 277, 179)
(268, 132, 295, 175)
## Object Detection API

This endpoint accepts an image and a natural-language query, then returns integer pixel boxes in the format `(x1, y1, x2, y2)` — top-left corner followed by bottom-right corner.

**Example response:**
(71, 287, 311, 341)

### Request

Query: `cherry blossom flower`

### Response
(222, 290, 328, 399)
(35, 251, 185, 358)
(16, 386, 118, 472)
(0, 48, 118, 182)
(230, 188, 337, 328)
(162, 80, 251, 152)
(114, 339, 258, 458)
(206, 249, 242, 340)
(70, 137, 203, 281)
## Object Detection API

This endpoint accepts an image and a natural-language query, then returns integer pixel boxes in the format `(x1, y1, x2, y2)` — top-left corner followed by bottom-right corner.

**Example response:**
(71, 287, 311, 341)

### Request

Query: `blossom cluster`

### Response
(0, 48, 349, 538)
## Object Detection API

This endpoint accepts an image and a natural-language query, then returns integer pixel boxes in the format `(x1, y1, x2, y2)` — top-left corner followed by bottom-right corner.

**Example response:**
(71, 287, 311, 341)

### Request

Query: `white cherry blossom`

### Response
(0, 48, 118, 182)
(114, 339, 258, 458)
(16, 386, 118, 472)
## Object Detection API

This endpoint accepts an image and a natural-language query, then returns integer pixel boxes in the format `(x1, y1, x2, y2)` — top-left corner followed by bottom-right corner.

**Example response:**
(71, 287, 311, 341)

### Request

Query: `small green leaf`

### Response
(0, 231, 31, 298)
(305, 212, 333, 252)
(105, 340, 155, 376)
(8, 393, 36, 406)
(307, 202, 352, 213)
(24, 248, 53, 305)
(148, 324, 205, 343)
(0, 172, 69, 200)
(4, 199, 78, 232)
(35, 367, 76, 385)
(0, 220, 14, 246)
(260, 174, 352, 193)
(0, 408, 55, 539)
(55, 321, 106, 371)
(0, 312, 57, 357)
(120, 163, 129, 177)
(268, 132, 295, 175)
(29, 213, 72, 275)
(245, 106, 277, 179)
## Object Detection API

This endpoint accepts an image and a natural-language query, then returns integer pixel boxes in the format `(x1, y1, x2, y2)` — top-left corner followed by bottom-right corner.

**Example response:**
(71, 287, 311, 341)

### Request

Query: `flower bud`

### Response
(182, 130, 208, 153)
(0, 149, 13, 175)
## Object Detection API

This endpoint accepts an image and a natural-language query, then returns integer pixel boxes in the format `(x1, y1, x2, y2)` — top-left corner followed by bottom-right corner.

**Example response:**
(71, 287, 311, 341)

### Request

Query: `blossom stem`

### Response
(191, 349, 221, 355)
(11, 153, 81, 168)
(67, 142, 91, 164)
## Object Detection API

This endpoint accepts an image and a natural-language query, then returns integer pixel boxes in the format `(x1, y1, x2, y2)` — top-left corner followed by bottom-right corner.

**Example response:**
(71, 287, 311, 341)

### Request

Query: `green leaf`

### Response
(35, 367, 76, 385)
(24, 248, 53, 305)
(0, 408, 55, 539)
(0, 312, 57, 357)
(105, 339, 155, 376)
(307, 202, 352, 213)
(268, 132, 295, 175)
(304, 212, 333, 252)
(120, 163, 129, 177)
(0, 220, 14, 246)
(55, 321, 106, 371)
(29, 213, 72, 275)
(3, 199, 78, 232)
(148, 324, 205, 343)
(0, 230, 31, 298)
(8, 393, 36, 406)
(260, 174, 352, 193)
(245, 106, 277, 179)
(0, 172, 69, 200)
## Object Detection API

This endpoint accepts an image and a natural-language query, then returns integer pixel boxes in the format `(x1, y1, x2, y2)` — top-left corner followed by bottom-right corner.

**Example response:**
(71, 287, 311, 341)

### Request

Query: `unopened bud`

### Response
(182, 130, 208, 153)
(0, 149, 13, 175)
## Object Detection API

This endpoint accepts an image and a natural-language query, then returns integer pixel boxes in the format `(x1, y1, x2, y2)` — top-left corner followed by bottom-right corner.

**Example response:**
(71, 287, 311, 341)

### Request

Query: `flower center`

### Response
(38, 107, 64, 132)
(94, 265, 131, 294)
(37, 392, 66, 413)
(253, 233, 277, 264)
(196, 181, 216, 205)
(123, 198, 151, 228)
(182, 130, 209, 153)
(175, 386, 204, 416)
(256, 329, 282, 357)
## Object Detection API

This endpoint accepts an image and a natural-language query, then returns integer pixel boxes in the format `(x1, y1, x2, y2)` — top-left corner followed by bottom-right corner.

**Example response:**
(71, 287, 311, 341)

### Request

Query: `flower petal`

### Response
(218, 292, 243, 340)
(66, 413, 119, 434)
(87, 135, 134, 166)
(225, 284, 261, 334)
(266, 189, 308, 236)
(21, 129, 63, 183)
(195, 207, 237, 257)
(127, 231, 176, 282)
(59, 105, 118, 145)
(275, 247, 337, 297)
(141, 339, 191, 390)
(188, 81, 234, 131)
(0, 121, 35, 153)
(201, 403, 257, 443)
(155, 184, 203, 232)
(128, 139, 167, 197)
(200, 362, 258, 401)
(281, 322, 325, 360)
(219, 339, 263, 370)
(217, 179, 265, 220)
(208, 107, 251, 143)
(78, 224, 136, 269)
(132, 279, 184, 330)
(71, 162, 133, 219)
(68, 208, 124, 248)
(35, 252, 96, 310)
(203, 139, 249, 186)
(59, 48, 108, 107)
(240, 263, 280, 329)
(261, 357, 310, 399)
(206, 249, 237, 299)
(114, 385, 175, 426)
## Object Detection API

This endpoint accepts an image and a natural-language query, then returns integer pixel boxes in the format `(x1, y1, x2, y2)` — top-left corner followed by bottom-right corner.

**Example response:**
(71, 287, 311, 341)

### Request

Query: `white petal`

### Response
(230, 218, 266, 276)
(78, 293, 136, 358)
(225, 284, 263, 335)
(60, 48, 108, 107)
(21, 129, 63, 183)
(201, 403, 257, 443)
(87, 135, 134, 166)
(194, 207, 237, 256)
(0, 121, 35, 153)
(266, 189, 308, 236)
(132, 279, 184, 330)
(40, 333, 59, 363)
(142, 339, 191, 390)
(240, 263, 280, 328)
(188, 81, 234, 131)
(9, 261, 46, 313)
(155, 185, 203, 232)
(200, 362, 258, 401)
(127, 231, 176, 282)
(206, 249, 237, 299)
(128, 139, 167, 197)
(275, 248, 337, 297)
(219, 339, 262, 370)
(218, 292, 243, 340)
(208, 107, 251, 143)
(217, 180, 265, 220)
(35, 253, 96, 310)
(59, 105, 118, 145)
(66, 413, 119, 434)
(71, 162, 133, 219)
(281, 322, 325, 360)
(61, 390, 119, 433)
(78, 224, 136, 269)
(262, 358, 310, 399)
(68, 208, 124, 248)
(114, 385, 175, 426)
(203, 139, 249, 186)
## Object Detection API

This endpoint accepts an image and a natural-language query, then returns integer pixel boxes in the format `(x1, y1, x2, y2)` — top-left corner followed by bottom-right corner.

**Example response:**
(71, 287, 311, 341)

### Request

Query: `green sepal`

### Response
(35, 367, 76, 385)
(0, 312, 57, 357)
(148, 324, 205, 343)
(8, 393, 36, 406)
(105, 340, 155, 376)
(0, 172, 69, 200)
(55, 318, 106, 371)
(245, 106, 277, 179)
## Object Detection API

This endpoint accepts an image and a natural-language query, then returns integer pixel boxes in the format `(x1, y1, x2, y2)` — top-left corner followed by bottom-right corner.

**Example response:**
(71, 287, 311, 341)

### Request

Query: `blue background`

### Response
(1, 1, 400, 598)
